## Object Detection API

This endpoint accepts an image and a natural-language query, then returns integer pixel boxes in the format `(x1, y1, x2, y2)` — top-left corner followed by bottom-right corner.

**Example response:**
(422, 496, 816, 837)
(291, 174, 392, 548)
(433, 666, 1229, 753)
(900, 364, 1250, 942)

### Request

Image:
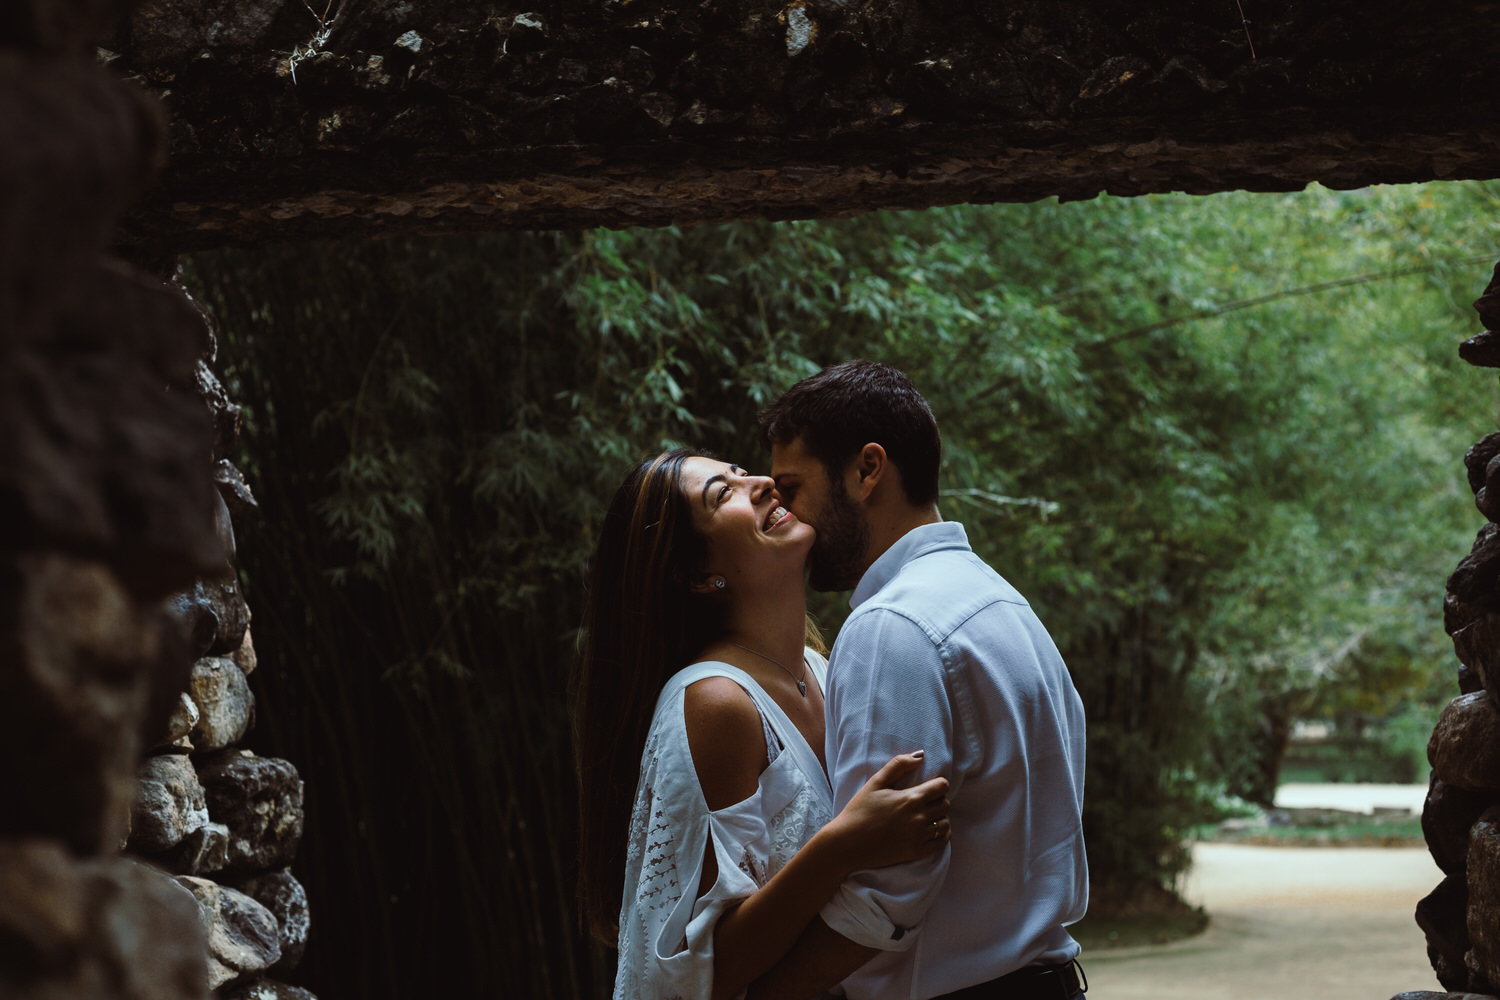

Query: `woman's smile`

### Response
(764, 506, 793, 531)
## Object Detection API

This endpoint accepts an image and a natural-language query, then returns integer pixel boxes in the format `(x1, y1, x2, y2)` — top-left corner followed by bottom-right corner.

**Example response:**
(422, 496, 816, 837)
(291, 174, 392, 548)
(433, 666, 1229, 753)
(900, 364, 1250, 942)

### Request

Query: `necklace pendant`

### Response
(725, 640, 809, 700)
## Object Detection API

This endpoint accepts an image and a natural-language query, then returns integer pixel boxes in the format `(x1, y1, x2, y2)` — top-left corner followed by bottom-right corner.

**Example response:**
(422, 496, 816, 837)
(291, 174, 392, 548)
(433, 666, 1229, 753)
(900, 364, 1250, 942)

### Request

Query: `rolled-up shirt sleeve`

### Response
(819, 607, 962, 951)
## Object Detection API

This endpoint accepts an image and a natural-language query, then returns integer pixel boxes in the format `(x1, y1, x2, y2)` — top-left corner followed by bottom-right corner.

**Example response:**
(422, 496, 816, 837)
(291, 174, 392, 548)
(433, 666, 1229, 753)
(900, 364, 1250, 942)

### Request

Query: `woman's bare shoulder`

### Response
(683, 676, 766, 811)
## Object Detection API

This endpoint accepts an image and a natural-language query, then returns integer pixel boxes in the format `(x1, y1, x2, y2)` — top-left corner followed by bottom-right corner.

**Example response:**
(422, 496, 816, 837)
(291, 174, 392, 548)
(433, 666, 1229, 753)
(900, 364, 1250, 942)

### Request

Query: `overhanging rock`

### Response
(109, 0, 1500, 250)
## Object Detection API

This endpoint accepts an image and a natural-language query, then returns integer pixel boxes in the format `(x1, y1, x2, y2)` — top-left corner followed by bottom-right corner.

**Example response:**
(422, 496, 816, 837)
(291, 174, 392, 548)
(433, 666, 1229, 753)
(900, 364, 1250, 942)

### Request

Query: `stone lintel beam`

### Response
(123, 114, 1500, 251)
(109, 0, 1500, 250)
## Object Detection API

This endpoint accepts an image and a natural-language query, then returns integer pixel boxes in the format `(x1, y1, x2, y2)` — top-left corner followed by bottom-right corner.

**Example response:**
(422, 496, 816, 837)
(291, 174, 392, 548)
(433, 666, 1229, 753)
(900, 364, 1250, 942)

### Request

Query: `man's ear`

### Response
(852, 443, 887, 501)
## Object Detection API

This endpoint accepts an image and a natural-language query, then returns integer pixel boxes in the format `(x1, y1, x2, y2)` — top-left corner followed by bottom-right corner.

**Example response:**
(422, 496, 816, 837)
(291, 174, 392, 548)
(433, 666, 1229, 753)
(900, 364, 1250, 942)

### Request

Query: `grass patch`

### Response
(1201, 816, 1424, 847)
(1072, 885, 1210, 952)
(1072, 908, 1210, 951)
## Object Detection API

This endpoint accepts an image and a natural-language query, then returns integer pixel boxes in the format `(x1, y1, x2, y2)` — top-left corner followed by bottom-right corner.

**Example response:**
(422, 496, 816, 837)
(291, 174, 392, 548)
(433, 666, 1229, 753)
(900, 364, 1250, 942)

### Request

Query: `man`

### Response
(749, 360, 1088, 1000)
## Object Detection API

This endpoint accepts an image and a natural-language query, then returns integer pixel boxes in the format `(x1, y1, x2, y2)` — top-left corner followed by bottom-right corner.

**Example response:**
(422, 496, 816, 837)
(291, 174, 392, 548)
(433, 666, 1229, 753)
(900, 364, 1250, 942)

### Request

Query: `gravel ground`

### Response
(1084, 842, 1443, 1000)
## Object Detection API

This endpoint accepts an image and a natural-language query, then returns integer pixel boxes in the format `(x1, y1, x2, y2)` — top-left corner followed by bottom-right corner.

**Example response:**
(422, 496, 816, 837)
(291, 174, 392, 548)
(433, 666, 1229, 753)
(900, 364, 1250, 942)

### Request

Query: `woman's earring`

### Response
(713, 577, 726, 590)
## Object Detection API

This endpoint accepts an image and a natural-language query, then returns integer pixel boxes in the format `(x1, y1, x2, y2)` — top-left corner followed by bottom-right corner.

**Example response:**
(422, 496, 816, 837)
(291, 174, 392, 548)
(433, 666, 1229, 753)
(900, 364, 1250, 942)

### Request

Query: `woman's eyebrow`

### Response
(700, 473, 727, 507)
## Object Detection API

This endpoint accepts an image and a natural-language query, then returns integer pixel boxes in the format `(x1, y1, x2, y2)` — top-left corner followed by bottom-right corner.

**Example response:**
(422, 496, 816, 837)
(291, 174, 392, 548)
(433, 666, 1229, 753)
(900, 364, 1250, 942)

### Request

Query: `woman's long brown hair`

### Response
(571, 449, 722, 944)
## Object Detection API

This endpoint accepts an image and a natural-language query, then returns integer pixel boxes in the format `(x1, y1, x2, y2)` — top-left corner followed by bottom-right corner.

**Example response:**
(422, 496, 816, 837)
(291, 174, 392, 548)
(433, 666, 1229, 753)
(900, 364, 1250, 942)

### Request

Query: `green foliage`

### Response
(186, 180, 1500, 997)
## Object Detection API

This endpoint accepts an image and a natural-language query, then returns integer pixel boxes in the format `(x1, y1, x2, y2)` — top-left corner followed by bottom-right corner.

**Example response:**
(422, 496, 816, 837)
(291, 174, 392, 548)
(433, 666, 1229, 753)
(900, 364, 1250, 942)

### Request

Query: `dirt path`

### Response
(1085, 844, 1443, 1000)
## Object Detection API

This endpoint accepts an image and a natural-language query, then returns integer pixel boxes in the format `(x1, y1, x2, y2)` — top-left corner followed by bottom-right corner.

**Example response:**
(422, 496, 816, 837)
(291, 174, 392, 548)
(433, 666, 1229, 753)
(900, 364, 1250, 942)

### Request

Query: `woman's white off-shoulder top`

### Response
(614, 653, 833, 1000)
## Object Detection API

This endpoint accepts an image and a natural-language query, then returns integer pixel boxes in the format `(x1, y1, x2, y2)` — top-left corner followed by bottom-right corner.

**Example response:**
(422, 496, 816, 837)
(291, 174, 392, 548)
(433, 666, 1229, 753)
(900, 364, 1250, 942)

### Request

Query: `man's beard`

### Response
(806, 476, 871, 592)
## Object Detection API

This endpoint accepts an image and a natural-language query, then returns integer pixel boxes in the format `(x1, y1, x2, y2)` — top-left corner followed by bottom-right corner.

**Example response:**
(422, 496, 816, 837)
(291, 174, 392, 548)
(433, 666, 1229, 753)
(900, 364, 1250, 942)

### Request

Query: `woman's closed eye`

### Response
(719, 468, 750, 505)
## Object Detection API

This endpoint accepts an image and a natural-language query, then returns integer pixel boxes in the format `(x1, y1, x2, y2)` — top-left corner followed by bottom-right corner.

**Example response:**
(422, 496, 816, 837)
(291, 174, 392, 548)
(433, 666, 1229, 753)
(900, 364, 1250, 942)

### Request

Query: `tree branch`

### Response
(969, 253, 1498, 405)
(1093, 254, 1499, 350)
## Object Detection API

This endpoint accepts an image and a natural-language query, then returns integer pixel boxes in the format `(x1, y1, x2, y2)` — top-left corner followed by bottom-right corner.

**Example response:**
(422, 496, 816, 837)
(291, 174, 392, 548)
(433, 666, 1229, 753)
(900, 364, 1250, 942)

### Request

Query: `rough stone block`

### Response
(196, 359, 245, 463)
(0, 554, 188, 854)
(1481, 453, 1500, 519)
(1454, 611, 1500, 706)
(1467, 953, 1499, 997)
(1478, 486, 1500, 522)
(1468, 806, 1500, 988)
(231, 623, 257, 676)
(1428, 944, 1472, 993)
(214, 458, 258, 519)
(128, 752, 209, 854)
(230, 868, 310, 973)
(1466, 433, 1500, 495)
(175, 876, 280, 991)
(1425, 776, 1500, 875)
(205, 572, 249, 657)
(1430, 694, 1500, 791)
(1460, 331, 1500, 368)
(216, 979, 317, 1000)
(0, 840, 207, 1000)
(213, 489, 237, 568)
(161, 690, 200, 747)
(0, 56, 157, 282)
(165, 820, 229, 876)
(0, 260, 222, 594)
(164, 582, 221, 659)
(162, 572, 248, 663)
(1418, 874, 1471, 965)
(1476, 261, 1500, 331)
(1449, 525, 1500, 605)
(197, 751, 304, 874)
(0, 0, 140, 53)
(1445, 589, 1500, 639)
(188, 656, 253, 751)
(1454, 612, 1500, 683)
(128, 0, 292, 71)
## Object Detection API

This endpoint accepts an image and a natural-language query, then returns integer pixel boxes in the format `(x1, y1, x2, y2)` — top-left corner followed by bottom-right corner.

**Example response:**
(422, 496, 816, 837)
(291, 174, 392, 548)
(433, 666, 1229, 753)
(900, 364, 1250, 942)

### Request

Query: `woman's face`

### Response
(678, 456, 814, 592)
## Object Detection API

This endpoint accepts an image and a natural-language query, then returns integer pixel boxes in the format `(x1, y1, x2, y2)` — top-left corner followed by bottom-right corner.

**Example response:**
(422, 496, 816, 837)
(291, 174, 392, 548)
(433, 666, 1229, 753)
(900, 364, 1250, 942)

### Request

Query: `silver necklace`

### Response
(727, 640, 808, 698)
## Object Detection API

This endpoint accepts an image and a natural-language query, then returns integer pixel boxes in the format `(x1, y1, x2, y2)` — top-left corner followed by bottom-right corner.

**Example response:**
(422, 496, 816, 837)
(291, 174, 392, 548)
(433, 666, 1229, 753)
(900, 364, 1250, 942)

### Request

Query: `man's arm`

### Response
(748, 609, 963, 998)
(744, 918, 876, 1000)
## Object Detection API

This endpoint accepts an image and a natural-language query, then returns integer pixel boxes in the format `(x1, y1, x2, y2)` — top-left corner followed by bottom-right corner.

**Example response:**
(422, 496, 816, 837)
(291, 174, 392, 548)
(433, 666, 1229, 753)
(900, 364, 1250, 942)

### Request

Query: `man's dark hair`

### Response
(759, 360, 941, 506)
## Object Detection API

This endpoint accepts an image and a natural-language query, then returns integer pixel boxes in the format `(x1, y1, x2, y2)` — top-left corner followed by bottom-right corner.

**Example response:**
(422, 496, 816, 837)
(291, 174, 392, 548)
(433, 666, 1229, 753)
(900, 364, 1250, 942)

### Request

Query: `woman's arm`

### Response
(684, 678, 948, 1000)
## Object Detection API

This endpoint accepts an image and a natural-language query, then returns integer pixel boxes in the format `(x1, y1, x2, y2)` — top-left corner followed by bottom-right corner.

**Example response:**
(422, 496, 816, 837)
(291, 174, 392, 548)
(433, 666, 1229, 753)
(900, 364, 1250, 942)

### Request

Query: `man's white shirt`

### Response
(820, 521, 1088, 1000)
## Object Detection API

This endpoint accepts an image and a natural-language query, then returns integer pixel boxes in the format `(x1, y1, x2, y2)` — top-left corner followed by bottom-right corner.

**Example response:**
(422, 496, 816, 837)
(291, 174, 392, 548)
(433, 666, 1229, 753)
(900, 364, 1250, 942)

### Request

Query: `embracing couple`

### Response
(573, 362, 1088, 1000)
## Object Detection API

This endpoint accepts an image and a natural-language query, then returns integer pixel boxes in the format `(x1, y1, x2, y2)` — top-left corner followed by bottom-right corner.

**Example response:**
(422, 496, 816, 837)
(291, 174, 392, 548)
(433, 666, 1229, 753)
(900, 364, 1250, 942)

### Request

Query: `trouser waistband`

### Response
(929, 959, 1086, 1000)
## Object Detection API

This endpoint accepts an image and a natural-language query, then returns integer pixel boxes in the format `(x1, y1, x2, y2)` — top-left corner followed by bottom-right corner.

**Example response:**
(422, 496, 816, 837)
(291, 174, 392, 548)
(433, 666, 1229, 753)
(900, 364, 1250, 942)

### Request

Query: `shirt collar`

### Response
(850, 521, 971, 610)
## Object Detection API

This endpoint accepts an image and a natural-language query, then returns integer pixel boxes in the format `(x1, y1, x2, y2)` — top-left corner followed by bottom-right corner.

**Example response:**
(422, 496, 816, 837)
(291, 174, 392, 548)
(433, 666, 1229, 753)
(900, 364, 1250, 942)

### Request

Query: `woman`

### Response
(573, 449, 951, 1000)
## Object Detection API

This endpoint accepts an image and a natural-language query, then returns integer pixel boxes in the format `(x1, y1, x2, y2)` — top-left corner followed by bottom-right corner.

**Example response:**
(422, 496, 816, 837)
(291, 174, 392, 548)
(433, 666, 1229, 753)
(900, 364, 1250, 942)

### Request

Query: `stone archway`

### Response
(4, 1, 1500, 997)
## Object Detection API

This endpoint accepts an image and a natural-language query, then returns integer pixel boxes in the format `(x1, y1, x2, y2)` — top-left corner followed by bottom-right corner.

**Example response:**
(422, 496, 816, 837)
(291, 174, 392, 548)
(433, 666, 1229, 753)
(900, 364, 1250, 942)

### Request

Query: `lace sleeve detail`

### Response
(614, 697, 760, 1000)
(627, 734, 685, 917)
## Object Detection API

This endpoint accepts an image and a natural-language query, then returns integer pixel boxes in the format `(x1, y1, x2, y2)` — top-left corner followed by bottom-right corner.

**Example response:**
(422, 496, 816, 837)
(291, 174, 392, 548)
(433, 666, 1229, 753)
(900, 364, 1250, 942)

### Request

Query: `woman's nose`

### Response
(751, 476, 776, 502)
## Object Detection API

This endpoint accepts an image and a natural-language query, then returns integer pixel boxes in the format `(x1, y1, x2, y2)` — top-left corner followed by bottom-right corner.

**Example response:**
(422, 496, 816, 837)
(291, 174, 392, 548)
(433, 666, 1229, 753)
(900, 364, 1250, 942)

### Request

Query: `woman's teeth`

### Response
(766, 507, 787, 529)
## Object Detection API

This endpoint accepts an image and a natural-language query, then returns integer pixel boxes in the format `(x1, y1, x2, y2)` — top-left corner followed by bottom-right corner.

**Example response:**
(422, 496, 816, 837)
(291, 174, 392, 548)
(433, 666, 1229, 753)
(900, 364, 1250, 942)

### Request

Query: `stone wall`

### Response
(1413, 262, 1500, 999)
(129, 270, 317, 999)
(0, 5, 211, 998)
(0, 3, 315, 998)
